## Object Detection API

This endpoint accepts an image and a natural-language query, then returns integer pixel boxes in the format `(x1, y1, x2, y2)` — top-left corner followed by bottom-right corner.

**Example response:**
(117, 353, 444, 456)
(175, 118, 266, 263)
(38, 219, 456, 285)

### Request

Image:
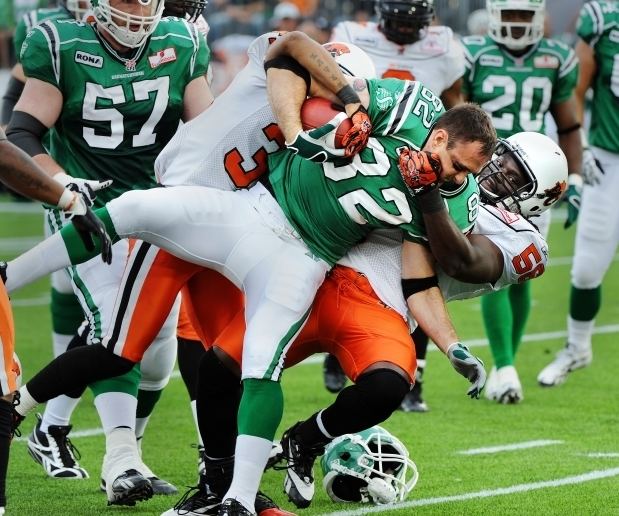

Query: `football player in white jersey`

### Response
(328, 0, 466, 403)
(331, 0, 465, 109)
(185, 131, 567, 510)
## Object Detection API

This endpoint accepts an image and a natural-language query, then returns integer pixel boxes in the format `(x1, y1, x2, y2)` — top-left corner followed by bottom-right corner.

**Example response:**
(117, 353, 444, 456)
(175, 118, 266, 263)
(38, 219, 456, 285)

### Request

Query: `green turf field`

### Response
(1, 197, 618, 515)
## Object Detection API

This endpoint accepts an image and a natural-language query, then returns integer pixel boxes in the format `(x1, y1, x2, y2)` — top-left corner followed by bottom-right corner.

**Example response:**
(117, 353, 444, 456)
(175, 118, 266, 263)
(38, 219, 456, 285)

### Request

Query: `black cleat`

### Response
(161, 484, 222, 515)
(399, 380, 428, 412)
(323, 354, 346, 393)
(107, 469, 153, 506)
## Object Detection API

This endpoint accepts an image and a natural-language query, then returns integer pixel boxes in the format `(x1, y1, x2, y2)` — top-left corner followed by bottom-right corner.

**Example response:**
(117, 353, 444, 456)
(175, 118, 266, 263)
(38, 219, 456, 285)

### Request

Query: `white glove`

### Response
(54, 172, 113, 207)
(447, 342, 487, 399)
(582, 147, 604, 186)
(57, 189, 88, 216)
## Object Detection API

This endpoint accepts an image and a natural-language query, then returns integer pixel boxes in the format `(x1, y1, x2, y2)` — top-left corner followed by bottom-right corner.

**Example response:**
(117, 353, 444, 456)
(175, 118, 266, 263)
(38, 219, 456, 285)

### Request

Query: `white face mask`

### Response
(95, 0, 163, 48)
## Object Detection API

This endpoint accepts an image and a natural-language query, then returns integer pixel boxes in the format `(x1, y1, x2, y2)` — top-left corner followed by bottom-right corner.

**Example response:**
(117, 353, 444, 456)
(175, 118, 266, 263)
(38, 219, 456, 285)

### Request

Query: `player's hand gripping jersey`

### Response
(461, 33, 578, 138)
(577, 1, 619, 153)
(20, 17, 209, 205)
(155, 32, 286, 190)
(268, 78, 480, 266)
(332, 21, 464, 95)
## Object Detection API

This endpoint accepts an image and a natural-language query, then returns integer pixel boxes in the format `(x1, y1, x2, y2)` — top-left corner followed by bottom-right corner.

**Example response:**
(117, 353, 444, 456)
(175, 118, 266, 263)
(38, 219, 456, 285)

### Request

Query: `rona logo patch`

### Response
(74, 50, 103, 68)
(149, 48, 177, 68)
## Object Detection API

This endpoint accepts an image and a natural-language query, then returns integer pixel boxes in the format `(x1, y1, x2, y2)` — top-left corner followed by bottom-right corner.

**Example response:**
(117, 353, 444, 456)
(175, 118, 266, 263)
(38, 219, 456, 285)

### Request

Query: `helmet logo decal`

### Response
(324, 42, 351, 57)
(542, 180, 566, 206)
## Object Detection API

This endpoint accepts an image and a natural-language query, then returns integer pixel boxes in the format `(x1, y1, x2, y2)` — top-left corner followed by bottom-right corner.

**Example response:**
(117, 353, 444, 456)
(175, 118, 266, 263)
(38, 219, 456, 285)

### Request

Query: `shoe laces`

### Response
(173, 485, 221, 513)
(48, 426, 81, 467)
(10, 393, 23, 439)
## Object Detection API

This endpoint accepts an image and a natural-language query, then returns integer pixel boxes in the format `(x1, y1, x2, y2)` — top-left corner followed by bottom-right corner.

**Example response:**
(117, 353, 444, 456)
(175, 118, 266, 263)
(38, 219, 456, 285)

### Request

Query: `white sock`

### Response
(190, 400, 203, 446)
(6, 233, 70, 292)
(223, 435, 272, 512)
(40, 395, 81, 433)
(52, 333, 73, 358)
(102, 427, 142, 482)
(94, 392, 137, 434)
(135, 415, 150, 441)
(15, 386, 39, 417)
(567, 317, 594, 351)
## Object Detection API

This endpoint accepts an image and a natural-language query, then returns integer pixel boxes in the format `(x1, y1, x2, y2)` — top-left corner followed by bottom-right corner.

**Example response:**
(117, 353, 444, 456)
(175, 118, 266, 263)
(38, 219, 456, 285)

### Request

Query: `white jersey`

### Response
(339, 205, 549, 317)
(155, 32, 284, 189)
(438, 206, 549, 301)
(331, 21, 464, 95)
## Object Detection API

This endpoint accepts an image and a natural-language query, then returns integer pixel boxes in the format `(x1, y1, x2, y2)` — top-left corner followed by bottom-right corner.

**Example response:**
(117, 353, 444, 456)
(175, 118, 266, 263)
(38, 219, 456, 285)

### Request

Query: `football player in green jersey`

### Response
(538, 1, 619, 387)
(6, 0, 212, 505)
(461, 0, 583, 404)
(0, 129, 110, 516)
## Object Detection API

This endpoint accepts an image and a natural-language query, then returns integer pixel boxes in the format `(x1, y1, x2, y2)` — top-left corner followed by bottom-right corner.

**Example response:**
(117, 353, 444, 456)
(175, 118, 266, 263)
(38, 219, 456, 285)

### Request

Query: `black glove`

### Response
(72, 207, 113, 264)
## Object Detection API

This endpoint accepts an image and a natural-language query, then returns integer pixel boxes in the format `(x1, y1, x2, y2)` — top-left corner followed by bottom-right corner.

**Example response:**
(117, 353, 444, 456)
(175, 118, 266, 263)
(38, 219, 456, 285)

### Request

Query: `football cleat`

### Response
(277, 423, 323, 509)
(483, 367, 498, 401)
(197, 444, 206, 477)
(161, 485, 222, 515)
(27, 414, 89, 478)
(218, 498, 254, 516)
(493, 365, 523, 404)
(399, 380, 428, 413)
(323, 354, 346, 393)
(255, 491, 296, 516)
(265, 441, 284, 470)
(101, 474, 177, 496)
(537, 343, 592, 387)
(106, 469, 153, 506)
(0, 262, 6, 285)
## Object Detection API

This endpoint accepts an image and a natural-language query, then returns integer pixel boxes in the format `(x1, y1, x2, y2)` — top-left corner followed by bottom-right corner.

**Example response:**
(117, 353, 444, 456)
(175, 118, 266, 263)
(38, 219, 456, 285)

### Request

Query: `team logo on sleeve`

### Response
(74, 50, 103, 68)
(375, 87, 394, 111)
(148, 48, 177, 69)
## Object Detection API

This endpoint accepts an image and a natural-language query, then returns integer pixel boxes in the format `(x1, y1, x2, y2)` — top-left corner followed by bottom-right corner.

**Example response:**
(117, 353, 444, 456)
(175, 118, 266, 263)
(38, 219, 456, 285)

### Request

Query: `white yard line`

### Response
(323, 467, 619, 516)
(14, 427, 104, 442)
(457, 440, 563, 455)
(583, 452, 619, 458)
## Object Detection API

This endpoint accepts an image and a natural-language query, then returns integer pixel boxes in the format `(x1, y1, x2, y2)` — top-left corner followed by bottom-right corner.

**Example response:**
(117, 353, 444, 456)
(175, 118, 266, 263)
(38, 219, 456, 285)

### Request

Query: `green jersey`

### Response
(21, 17, 210, 205)
(462, 35, 578, 138)
(577, 1, 619, 153)
(13, 6, 72, 62)
(269, 82, 478, 268)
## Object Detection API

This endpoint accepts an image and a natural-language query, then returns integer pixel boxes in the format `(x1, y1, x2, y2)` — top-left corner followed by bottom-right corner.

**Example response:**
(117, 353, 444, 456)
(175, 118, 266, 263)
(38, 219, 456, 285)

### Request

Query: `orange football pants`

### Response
(0, 283, 18, 395)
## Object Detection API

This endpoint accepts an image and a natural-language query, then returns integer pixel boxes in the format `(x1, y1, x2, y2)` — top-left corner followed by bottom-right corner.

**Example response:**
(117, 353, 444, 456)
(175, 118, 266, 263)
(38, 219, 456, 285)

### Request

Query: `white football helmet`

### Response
(63, 0, 91, 20)
(320, 426, 418, 505)
(487, 0, 545, 50)
(477, 131, 568, 218)
(93, 0, 164, 48)
(323, 42, 377, 79)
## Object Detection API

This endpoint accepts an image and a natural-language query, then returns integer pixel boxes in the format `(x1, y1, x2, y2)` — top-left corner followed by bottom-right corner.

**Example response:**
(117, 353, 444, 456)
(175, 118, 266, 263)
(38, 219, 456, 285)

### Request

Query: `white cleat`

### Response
(537, 343, 592, 387)
(494, 365, 523, 404)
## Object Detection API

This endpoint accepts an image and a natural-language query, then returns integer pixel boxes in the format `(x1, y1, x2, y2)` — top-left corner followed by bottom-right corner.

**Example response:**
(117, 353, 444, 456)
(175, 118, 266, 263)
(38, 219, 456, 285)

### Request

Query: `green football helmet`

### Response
(320, 426, 418, 505)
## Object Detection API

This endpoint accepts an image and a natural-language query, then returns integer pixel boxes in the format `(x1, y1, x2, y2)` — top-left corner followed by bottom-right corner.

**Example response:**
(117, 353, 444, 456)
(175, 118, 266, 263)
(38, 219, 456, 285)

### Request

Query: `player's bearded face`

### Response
(424, 130, 487, 185)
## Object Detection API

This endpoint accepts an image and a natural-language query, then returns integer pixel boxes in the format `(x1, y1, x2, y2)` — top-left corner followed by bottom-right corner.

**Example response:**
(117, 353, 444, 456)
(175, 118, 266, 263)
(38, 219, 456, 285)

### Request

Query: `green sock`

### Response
(136, 389, 162, 418)
(237, 379, 283, 440)
(50, 289, 84, 335)
(508, 281, 531, 357)
(61, 207, 119, 265)
(481, 288, 514, 368)
(570, 285, 601, 321)
(89, 363, 141, 397)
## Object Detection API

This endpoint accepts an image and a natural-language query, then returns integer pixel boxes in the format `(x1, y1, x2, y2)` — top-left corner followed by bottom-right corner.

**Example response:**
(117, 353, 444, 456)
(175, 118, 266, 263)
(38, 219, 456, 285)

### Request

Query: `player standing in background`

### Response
(0, 129, 110, 516)
(329, 0, 466, 410)
(461, 0, 582, 403)
(6, 0, 212, 504)
(538, 1, 619, 387)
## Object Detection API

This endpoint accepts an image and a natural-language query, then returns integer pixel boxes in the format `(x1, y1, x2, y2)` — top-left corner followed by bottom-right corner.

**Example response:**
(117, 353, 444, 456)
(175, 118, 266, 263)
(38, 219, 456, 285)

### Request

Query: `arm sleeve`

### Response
(187, 21, 211, 81)
(21, 22, 62, 88)
(553, 44, 579, 104)
(576, 1, 601, 46)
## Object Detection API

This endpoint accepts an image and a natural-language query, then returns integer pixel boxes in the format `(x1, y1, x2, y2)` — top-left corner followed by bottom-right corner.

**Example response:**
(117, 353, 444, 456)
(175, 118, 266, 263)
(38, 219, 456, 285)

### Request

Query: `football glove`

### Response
(54, 172, 113, 207)
(286, 113, 348, 163)
(582, 147, 604, 186)
(398, 149, 442, 195)
(447, 343, 486, 399)
(72, 207, 113, 265)
(563, 174, 582, 230)
(341, 105, 371, 158)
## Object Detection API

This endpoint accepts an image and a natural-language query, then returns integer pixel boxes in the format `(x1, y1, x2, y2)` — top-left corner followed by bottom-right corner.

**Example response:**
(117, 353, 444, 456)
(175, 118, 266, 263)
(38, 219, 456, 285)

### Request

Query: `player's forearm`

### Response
(0, 137, 65, 206)
(406, 287, 458, 355)
(558, 129, 583, 177)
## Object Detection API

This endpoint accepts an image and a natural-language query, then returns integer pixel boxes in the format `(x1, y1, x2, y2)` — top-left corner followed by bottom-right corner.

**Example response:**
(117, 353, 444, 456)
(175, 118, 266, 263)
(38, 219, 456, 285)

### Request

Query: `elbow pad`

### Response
(1, 76, 25, 126)
(6, 110, 48, 157)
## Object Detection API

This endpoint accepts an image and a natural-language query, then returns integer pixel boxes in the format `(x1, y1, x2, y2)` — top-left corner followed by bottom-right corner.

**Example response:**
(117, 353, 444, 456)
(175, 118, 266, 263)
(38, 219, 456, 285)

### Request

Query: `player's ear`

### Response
(428, 128, 448, 152)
